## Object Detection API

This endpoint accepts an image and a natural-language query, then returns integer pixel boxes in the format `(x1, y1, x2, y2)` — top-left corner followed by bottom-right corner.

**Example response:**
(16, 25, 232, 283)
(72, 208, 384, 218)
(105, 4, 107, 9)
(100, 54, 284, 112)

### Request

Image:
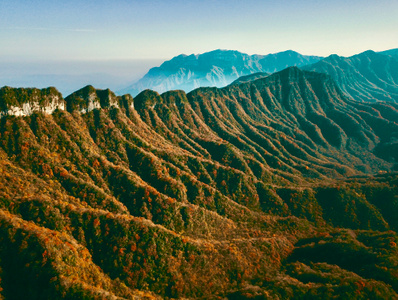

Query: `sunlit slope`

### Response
(0, 67, 397, 299)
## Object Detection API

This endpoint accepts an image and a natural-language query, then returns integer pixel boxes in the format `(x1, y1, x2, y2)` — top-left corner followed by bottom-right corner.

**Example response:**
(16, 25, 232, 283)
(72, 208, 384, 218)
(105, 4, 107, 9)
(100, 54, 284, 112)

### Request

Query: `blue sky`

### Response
(0, 0, 397, 95)
(1, 0, 397, 60)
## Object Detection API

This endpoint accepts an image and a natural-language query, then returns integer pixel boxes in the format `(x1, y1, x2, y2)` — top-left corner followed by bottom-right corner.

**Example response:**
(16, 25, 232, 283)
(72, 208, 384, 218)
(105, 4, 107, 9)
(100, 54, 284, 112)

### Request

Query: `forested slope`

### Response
(0, 68, 397, 299)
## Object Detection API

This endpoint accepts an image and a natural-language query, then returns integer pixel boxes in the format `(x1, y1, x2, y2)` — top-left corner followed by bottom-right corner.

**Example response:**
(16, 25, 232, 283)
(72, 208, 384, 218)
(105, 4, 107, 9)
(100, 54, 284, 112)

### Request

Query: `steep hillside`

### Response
(0, 68, 398, 299)
(380, 48, 398, 60)
(120, 50, 322, 96)
(303, 50, 398, 102)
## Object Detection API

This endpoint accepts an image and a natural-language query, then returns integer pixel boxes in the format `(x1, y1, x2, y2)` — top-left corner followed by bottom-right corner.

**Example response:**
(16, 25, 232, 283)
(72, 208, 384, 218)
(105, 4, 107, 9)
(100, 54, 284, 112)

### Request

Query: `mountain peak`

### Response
(134, 89, 163, 111)
(356, 49, 377, 58)
(274, 49, 299, 55)
(65, 86, 120, 113)
(278, 65, 303, 74)
(120, 50, 323, 96)
(273, 66, 329, 83)
(230, 72, 270, 85)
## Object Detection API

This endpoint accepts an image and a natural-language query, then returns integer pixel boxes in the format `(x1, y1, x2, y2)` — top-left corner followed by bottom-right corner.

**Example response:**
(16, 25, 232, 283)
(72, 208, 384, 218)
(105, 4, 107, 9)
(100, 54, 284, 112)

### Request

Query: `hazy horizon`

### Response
(0, 58, 164, 96)
(1, 0, 397, 95)
(1, 46, 397, 96)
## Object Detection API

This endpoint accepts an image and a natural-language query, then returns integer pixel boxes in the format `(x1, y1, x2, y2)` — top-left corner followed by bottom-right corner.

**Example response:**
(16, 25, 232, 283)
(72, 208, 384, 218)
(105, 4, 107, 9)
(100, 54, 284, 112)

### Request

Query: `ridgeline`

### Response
(0, 67, 397, 299)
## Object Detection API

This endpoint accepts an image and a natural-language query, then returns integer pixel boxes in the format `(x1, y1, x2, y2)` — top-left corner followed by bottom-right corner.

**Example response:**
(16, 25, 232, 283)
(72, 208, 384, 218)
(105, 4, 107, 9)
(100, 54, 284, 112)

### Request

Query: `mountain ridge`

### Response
(119, 49, 323, 96)
(379, 48, 398, 59)
(0, 67, 398, 298)
(302, 50, 398, 103)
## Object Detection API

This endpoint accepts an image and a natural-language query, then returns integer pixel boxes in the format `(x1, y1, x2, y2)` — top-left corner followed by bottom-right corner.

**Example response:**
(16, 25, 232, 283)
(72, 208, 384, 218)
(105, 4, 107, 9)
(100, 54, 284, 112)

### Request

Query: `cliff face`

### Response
(0, 68, 397, 299)
(64, 85, 133, 113)
(0, 86, 64, 117)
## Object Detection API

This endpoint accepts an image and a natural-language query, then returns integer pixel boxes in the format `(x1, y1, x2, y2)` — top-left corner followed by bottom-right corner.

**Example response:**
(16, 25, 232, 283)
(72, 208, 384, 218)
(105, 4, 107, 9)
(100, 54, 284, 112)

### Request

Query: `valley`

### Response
(0, 67, 397, 298)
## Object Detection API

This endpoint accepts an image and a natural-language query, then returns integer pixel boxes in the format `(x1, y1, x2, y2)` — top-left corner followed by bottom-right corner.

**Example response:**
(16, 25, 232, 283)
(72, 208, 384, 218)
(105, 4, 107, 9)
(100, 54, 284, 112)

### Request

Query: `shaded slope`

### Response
(231, 72, 269, 85)
(303, 50, 398, 102)
(380, 48, 398, 60)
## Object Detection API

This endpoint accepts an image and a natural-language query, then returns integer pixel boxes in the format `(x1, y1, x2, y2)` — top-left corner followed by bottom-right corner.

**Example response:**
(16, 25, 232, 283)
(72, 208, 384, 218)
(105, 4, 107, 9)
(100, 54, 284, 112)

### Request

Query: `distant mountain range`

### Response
(119, 49, 322, 96)
(303, 50, 398, 102)
(119, 48, 398, 103)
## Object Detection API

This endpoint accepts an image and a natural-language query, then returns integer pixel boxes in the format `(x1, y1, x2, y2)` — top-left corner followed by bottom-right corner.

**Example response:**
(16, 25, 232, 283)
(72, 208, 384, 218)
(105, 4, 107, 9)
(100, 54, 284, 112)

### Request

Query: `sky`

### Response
(0, 0, 397, 94)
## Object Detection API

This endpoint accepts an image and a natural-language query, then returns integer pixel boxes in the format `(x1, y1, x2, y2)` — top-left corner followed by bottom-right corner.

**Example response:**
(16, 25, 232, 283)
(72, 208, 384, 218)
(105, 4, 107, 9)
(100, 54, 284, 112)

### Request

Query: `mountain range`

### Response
(0, 67, 398, 298)
(119, 50, 322, 96)
(303, 50, 398, 103)
(120, 48, 398, 104)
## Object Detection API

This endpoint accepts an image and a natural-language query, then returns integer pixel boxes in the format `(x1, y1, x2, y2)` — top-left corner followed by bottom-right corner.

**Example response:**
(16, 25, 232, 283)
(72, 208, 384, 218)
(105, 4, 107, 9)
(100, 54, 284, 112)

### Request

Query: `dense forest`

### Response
(0, 67, 397, 299)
